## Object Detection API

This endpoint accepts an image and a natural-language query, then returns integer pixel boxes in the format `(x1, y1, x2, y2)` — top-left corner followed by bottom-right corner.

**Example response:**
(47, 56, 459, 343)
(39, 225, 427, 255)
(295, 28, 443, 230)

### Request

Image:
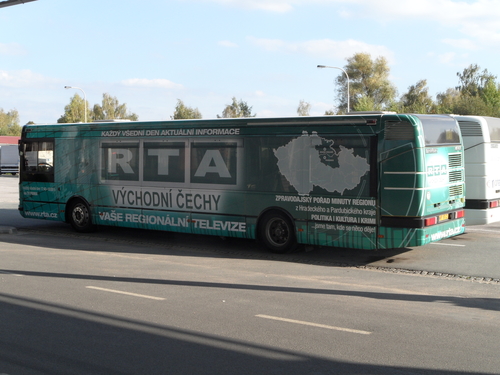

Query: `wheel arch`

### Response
(255, 206, 296, 243)
(65, 195, 92, 223)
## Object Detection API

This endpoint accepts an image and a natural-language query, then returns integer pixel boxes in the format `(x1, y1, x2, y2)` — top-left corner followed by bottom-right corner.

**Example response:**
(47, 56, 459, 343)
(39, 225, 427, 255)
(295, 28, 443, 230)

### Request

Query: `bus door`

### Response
(19, 138, 60, 220)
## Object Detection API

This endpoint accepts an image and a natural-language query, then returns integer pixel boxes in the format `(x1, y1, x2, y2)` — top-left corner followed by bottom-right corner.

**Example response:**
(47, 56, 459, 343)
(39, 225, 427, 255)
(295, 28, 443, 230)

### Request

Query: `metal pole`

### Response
(317, 65, 350, 113)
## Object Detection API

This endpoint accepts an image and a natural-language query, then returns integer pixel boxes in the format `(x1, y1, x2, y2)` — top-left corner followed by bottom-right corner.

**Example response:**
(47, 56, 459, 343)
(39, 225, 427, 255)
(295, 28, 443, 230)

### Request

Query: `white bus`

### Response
(454, 115, 500, 225)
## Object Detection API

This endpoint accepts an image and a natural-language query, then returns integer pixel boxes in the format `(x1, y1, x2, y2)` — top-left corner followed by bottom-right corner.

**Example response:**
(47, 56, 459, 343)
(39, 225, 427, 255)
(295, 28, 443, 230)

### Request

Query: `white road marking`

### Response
(0, 270, 23, 276)
(256, 314, 372, 335)
(86, 286, 165, 300)
(430, 242, 465, 247)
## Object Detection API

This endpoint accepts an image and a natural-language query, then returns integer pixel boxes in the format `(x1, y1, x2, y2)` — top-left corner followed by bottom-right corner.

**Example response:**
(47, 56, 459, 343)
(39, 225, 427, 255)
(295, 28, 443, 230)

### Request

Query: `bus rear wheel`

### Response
(68, 200, 94, 233)
(259, 211, 297, 254)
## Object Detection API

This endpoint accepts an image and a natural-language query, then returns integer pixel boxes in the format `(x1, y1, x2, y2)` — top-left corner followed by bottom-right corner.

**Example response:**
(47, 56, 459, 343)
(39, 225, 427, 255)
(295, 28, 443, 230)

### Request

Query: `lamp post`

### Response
(64, 85, 87, 123)
(317, 65, 350, 113)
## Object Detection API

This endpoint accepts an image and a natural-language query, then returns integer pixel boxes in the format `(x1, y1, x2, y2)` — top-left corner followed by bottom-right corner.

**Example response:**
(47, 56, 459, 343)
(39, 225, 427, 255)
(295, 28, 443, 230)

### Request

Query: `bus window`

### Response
(143, 141, 186, 183)
(487, 117, 500, 142)
(190, 142, 238, 185)
(20, 140, 54, 182)
(101, 142, 140, 182)
(419, 115, 461, 145)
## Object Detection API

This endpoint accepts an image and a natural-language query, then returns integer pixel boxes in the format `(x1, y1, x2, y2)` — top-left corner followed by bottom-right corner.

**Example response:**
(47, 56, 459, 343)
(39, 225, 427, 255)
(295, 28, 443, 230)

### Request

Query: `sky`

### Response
(1, 0, 500, 125)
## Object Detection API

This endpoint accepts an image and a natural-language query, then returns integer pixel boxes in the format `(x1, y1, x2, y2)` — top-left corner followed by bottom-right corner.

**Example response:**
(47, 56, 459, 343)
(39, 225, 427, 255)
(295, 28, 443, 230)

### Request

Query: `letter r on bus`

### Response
(110, 149, 134, 174)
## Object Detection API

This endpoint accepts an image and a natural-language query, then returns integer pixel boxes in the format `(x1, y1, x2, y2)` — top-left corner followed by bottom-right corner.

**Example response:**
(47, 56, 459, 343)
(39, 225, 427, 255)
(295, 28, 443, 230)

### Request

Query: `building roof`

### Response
(0, 136, 20, 145)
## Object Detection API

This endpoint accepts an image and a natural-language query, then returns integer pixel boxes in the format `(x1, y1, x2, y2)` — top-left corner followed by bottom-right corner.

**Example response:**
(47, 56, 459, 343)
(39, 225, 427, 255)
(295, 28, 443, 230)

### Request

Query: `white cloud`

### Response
(121, 78, 183, 89)
(352, 0, 500, 48)
(442, 39, 478, 51)
(218, 40, 238, 48)
(200, 0, 500, 47)
(0, 43, 26, 56)
(248, 37, 395, 63)
(0, 69, 54, 88)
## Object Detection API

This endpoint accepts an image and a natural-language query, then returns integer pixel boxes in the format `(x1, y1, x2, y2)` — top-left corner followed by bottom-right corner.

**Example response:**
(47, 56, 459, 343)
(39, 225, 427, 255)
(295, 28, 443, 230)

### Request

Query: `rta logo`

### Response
(427, 164, 447, 177)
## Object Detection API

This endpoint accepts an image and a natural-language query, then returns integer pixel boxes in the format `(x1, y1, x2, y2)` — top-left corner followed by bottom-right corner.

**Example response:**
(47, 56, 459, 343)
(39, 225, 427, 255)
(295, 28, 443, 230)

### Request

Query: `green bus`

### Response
(18, 113, 465, 253)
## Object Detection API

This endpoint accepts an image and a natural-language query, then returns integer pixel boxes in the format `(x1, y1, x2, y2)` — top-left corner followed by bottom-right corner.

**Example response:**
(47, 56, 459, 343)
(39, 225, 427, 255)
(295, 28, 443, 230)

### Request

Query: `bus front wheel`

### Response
(259, 211, 297, 254)
(68, 200, 94, 233)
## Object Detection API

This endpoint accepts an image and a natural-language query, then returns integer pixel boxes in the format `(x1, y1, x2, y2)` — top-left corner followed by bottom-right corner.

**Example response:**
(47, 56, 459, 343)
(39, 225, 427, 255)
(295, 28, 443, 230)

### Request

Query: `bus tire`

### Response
(68, 199, 95, 233)
(258, 211, 297, 254)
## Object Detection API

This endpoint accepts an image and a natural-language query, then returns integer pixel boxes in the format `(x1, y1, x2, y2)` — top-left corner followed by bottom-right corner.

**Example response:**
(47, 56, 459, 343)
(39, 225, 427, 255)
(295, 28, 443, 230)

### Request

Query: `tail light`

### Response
(425, 217, 437, 226)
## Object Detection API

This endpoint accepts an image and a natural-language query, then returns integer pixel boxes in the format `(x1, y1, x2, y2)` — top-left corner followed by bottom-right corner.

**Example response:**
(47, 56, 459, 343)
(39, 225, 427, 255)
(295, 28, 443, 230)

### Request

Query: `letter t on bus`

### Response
(148, 149, 180, 175)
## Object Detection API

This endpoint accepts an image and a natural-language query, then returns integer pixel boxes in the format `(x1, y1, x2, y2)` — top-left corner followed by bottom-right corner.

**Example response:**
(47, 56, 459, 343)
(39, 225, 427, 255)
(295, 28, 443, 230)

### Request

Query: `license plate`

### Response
(439, 214, 449, 222)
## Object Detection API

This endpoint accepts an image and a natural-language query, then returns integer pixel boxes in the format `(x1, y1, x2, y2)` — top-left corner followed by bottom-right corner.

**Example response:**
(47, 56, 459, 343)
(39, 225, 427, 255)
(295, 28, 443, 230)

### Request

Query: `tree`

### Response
(57, 94, 90, 123)
(481, 80, 500, 116)
(435, 88, 460, 114)
(431, 65, 500, 116)
(297, 100, 311, 116)
(58, 93, 138, 123)
(400, 79, 434, 113)
(435, 87, 492, 116)
(0, 108, 21, 136)
(336, 53, 397, 113)
(352, 95, 377, 112)
(171, 99, 202, 119)
(92, 93, 138, 121)
(456, 64, 496, 97)
(217, 97, 256, 118)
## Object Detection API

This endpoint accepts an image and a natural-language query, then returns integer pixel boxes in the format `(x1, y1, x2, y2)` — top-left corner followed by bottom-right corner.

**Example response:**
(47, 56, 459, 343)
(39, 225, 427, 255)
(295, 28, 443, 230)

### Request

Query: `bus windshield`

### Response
(486, 116, 500, 142)
(418, 115, 461, 145)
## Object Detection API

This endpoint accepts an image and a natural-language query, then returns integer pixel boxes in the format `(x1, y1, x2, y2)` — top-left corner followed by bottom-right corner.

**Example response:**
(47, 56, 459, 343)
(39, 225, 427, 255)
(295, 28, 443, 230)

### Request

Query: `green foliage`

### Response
(333, 54, 500, 117)
(400, 79, 435, 113)
(217, 97, 256, 118)
(58, 93, 138, 123)
(336, 53, 397, 113)
(456, 64, 496, 97)
(433, 65, 500, 116)
(172, 99, 202, 120)
(57, 94, 90, 123)
(352, 95, 379, 112)
(480, 80, 500, 116)
(0, 108, 21, 136)
(297, 100, 311, 116)
(92, 93, 138, 121)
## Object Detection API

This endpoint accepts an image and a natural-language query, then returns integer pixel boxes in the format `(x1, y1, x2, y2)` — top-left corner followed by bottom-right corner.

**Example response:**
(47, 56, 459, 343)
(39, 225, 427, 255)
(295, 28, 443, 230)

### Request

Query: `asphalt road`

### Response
(1, 175, 500, 374)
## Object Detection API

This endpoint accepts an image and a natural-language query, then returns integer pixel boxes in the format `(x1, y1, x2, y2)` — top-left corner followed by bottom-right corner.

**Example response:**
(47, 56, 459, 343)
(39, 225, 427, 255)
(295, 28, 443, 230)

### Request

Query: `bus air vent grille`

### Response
(458, 121, 483, 137)
(448, 153, 462, 168)
(449, 185, 464, 197)
(449, 170, 463, 182)
(384, 121, 414, 140)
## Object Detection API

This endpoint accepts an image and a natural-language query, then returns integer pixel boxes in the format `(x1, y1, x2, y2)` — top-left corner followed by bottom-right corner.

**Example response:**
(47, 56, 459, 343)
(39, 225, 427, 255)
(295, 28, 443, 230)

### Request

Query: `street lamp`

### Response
(64, 85, 87, 123)
(317, 65, 350, 113)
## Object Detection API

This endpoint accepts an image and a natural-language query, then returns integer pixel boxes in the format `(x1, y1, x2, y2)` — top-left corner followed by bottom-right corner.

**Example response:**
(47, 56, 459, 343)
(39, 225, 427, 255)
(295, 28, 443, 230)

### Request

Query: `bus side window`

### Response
(101, 142, 140, 182)
(20, 141, 54, 182)
(245, 137, 294, 193)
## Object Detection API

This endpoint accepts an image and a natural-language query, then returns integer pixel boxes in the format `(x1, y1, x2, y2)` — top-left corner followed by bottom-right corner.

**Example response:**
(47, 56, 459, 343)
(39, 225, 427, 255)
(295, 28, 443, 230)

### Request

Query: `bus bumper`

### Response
(378, 219, 465, 249)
